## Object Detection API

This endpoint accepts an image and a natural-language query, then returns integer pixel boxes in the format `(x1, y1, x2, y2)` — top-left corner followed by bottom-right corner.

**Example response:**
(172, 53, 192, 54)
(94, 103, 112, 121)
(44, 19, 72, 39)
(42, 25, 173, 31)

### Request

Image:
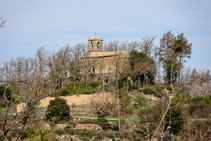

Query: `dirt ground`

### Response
(39, 92, 115, 107)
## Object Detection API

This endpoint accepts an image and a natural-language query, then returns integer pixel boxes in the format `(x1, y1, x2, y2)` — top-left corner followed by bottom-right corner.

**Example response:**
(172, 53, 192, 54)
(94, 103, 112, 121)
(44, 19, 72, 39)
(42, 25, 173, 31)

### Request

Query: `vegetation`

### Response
(46, 97, 71, 123)
(0, 85, 13, 102)
(133, 93, 149, 105)
(143, 87, 153, 94)
(2, 31, 211, 140)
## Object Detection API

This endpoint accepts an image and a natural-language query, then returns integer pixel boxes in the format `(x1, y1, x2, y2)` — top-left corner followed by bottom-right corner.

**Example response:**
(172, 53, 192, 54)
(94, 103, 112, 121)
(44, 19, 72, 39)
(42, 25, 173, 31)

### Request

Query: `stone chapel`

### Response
(81, 35, 130, 82)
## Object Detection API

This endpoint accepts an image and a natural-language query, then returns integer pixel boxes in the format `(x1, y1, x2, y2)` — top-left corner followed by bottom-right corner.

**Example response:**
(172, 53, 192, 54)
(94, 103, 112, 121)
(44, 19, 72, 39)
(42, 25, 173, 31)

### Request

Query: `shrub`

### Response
(68, 130, 75, 135)
(143, 87, 153, 94)
(56, 129, 65, 136)
(171, 92, 181, 106)
(165, 107, 183, 135)
(78, 120, 95, 124)
(89, 81, 102, 88)
(45, 97, 71, 123)
(118, 77, 131, 90)
(97, 116, 107, 123)
(191, 96, 203, 103)
(134, 93, 149, 105)
(203, 95, 211, 104)
(61, 88, 70, 96)
(21, 128, 35, 139)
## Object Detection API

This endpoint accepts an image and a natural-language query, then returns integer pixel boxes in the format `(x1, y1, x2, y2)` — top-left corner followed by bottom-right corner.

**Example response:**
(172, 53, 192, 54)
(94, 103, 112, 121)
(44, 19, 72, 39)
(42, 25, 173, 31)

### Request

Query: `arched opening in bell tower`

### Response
(91, 42, 93, 50)
(97, 42, 100, 51)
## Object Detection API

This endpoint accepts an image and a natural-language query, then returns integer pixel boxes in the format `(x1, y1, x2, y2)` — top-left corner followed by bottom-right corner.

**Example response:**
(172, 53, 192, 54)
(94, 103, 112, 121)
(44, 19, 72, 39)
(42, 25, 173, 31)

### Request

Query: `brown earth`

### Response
(39, 92, 115, 107)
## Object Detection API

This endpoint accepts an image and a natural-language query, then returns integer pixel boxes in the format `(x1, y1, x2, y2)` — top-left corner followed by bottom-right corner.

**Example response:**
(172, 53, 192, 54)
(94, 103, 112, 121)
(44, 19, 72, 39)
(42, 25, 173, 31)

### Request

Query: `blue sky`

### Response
(0, 0, 211, 71)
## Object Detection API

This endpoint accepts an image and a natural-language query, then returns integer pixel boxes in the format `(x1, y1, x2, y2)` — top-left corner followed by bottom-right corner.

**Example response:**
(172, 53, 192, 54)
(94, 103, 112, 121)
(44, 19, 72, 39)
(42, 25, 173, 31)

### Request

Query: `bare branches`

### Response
(140, 36, 157, 56)
(0, 17, 6, 28)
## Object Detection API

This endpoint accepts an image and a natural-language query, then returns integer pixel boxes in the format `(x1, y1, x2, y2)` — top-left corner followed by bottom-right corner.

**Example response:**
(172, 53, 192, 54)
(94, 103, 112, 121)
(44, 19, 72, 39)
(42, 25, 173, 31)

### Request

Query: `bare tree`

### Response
(0, 47, 62, 140)
(140, 36, 157, 56)
(104, 40, 140, 52)
(70, 43, 86, 87)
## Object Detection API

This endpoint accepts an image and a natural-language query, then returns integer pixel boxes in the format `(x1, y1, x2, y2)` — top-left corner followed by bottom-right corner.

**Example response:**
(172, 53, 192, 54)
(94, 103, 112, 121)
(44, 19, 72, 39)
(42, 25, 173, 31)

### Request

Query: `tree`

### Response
(69, 43, 86, 87)
(45, 97, 71, 123)
(0, 47, 61, 140)
(172, 33, 192, 83)
(139, 36, 157, 56)
(104, 40, 140, 52)
(159, 31, 175, 61)
(158, 31, 192, 83)
(130, 50, 156, 86)
(203, 95, 211, 104)
(189, 78, 211, 98)
(163, 59, 180, 84)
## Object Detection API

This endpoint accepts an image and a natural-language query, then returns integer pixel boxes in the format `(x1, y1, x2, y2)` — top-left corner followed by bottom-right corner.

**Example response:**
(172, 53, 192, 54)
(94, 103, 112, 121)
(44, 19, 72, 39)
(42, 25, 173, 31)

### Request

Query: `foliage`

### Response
(0, 85, 12, 101)
(54, 81, 96, 96)
(61, 88, 70, 96)
(89, 81, 102, 88)
(130, 50, 156, 84)
(191, 96, 203, 103)
(55, 129, 65, 136)
(165, 106, 183, 135)
(163, 59, 180, 84)
(118, 77, 131, 90)
(133, 93, 149, 105)
(45, 97, 71, 123)
(37, 128, 50, 141)
(143, 87, 153, 94)
(180, 91, 191, 104)
(173, 33, 192, 62)
(203, 95, 211, 104)
(119, 87, 132, 112)
(21, 128, 36, 139)
(26, 128, 50, 141)
(97, 116, 107, 123)
(164, 93, 183, 135)
(171, 92, 181, 106)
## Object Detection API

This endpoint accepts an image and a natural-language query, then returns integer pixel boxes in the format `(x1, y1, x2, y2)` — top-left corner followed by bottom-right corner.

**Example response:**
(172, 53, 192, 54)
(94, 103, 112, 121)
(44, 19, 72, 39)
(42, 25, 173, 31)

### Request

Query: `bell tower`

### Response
(88, 35, 103, 52)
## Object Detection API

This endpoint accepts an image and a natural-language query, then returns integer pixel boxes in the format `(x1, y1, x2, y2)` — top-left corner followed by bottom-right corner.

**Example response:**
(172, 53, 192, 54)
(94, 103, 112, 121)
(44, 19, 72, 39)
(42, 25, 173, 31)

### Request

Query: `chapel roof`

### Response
(88, 35, 103, 40)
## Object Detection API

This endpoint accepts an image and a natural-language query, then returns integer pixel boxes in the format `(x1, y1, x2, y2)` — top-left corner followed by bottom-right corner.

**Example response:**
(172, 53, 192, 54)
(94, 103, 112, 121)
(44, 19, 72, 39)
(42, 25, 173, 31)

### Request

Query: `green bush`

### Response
(61, 88, 70, 96)
(143, 87, 153, 94)
(21, 128, 35, 139)
(56, 129, 65, 136)
(46, 97, 71, 123)
(89, 81, 102, 88)
(134, 93, 149, 105)
(203, 95, 211, 104)
(0, 85, 12, 101)
(118, 77, 131, 90)
(97, 116, 107, 123)
(78, 120, 95, 124)
(11, 131, 17, 138)
(191, 96, 203, 103)
(165, 107, 183, 135)
(68, 130, 75, 135)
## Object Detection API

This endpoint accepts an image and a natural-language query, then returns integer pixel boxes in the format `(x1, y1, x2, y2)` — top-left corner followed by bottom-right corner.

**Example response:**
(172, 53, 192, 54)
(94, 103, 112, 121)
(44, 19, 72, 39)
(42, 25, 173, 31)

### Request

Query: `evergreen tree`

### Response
(46, 97, 71, 123)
